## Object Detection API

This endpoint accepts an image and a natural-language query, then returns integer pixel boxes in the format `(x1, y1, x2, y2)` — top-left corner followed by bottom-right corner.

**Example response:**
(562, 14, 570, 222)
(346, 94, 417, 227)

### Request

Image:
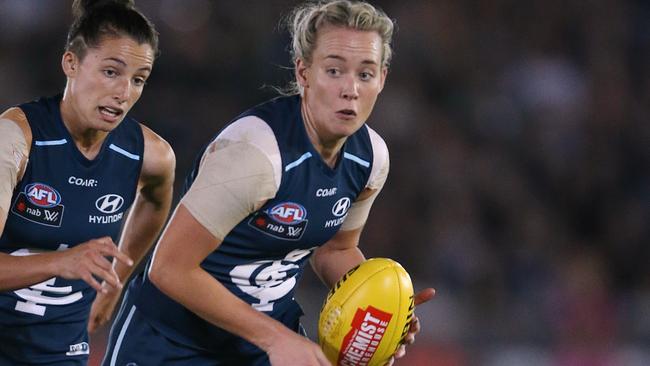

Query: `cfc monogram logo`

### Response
(230, 248, 314, 311)
(11, 245, 83, 316)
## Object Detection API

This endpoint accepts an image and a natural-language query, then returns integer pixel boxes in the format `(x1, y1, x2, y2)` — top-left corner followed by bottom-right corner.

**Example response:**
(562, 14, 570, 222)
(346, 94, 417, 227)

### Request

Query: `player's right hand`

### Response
(267, 332, 332, 366)
(54, 236, 133, 292)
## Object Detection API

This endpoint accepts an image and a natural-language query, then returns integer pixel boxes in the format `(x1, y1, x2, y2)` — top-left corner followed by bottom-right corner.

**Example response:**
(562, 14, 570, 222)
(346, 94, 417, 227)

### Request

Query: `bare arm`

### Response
(88, 125, 175, 332)
(114, 125, 174, 283)
(310, 227, 366, 288)
(150, 205, 330, 365)
(0, 237, 131, 292)
(0, 108, 31, 235)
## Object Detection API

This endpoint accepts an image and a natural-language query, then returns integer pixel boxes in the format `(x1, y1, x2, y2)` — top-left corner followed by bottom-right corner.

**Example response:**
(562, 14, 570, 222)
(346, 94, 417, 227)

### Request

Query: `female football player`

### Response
(0, 0, 174, 364)
(104, 1, 432, 365)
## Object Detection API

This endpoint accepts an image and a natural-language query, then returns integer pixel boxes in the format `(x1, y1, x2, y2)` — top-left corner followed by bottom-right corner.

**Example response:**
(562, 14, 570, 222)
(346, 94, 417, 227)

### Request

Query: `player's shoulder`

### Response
(140, 123, 175, 178)
(365, 125, 389, 164)
(216, 115, 279, 156)
(0, 107, 32, 146)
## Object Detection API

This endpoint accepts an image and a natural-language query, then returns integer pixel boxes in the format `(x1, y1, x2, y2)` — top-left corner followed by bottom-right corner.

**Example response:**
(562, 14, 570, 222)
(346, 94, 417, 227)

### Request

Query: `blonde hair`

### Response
(286, 0, 394, 95)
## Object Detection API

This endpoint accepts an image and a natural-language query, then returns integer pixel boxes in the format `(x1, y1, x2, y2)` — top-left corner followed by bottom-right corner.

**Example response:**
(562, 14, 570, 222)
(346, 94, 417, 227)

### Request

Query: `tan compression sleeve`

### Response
(181, 139, 278, 241)
(0, 119, 28, 214)
(340, 126, 390, 231)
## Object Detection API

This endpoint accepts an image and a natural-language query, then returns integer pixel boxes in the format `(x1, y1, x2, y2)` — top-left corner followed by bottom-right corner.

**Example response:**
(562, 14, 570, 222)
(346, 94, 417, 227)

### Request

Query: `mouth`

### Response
(336, 109, 357, 120)
(98, 106, 124, 122)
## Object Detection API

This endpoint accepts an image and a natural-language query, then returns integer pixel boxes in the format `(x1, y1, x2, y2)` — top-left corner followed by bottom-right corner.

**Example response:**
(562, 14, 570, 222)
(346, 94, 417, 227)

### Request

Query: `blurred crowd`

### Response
(1, 1, 648, 365)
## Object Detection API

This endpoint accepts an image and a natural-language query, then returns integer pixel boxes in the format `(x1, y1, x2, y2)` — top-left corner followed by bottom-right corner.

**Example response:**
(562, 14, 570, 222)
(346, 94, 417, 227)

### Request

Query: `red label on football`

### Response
(337, 306, 393, 366)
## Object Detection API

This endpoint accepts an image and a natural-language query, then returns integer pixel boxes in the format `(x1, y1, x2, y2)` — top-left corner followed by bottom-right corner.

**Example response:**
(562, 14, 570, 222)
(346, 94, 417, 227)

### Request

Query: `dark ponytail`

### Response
(66, 0, 159, 60)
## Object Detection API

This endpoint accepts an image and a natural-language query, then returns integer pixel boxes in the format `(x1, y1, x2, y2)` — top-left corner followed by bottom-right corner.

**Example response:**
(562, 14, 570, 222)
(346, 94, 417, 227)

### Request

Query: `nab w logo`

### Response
(95, 194, 124, 214)
(43, 210, 59, 222)
(332, 197, 351, 217)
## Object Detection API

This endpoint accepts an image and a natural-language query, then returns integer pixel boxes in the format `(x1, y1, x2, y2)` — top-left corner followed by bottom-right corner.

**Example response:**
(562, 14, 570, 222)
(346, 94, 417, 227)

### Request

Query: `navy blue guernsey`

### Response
(0, 94, 144, 326)
(133, 95, 374, 350)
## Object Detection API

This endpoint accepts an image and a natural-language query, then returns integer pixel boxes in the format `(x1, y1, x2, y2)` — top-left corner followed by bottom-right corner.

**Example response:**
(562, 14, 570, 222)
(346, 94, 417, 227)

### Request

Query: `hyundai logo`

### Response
(332, 197, 351, 217)
(95, 194, 124, 214)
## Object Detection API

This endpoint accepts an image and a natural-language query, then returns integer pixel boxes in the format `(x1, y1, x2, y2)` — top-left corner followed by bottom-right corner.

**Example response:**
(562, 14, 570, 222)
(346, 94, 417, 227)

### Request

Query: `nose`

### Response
(340, 75, 359, 101)
(113, 78, 131, 104)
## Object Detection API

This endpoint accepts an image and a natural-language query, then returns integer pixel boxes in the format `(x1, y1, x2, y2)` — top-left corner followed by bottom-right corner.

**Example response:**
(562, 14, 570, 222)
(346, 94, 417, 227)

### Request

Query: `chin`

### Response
(97, 120, 122, 132)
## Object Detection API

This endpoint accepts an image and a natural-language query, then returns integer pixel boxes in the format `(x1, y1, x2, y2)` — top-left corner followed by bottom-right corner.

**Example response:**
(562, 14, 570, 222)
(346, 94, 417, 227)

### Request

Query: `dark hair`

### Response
(66, 0, 159, 60)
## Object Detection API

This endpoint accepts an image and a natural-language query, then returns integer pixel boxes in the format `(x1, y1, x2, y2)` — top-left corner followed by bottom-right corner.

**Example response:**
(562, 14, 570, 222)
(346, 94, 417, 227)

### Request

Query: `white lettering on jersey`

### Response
(12, 244, 83, 316)
(88, 212, 123, 224)
(229, 248, 314, 311)
(68, 176, 98, 187)
(316, 188, 337, 197)
(324, 214, 347, 228)
(66, 342, 89, 356)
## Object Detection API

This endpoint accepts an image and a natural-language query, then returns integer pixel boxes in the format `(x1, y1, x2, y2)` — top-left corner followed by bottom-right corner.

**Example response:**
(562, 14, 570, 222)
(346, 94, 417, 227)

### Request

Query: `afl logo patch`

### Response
(249, 202, 309, 241)
(12, 183, 65, 227)
(25, 183, 61, 208)
(95, 194, 124, 214)
(332, 197, 351, 217)
(268, 202, 307, 225)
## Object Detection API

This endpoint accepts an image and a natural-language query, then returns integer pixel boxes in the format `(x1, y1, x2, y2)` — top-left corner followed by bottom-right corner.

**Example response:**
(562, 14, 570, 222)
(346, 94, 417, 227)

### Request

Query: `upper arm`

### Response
(0, 107, 32, 181)
(0, 108, 31, 223)
(180, 116, 281, 241)
(149, 203, 222, 277)
(138, 124, 176, 208)
(0, 108, 32, 147)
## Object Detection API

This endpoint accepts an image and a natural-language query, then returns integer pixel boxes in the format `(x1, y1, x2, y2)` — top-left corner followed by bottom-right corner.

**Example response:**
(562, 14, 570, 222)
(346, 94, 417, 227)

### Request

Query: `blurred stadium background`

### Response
(1, 0, 649, 365)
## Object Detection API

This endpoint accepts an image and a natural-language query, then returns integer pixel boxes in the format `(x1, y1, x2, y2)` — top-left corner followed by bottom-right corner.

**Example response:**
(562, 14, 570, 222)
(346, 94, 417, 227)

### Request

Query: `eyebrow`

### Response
(102, 57, 152, 72)
(324, 54, 379, 66)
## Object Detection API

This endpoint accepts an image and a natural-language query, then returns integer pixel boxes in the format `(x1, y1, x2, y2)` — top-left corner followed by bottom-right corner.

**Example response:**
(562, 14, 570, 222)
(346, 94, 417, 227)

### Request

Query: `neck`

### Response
(59, 96, 108, 159)
(301, 99, 345, 168)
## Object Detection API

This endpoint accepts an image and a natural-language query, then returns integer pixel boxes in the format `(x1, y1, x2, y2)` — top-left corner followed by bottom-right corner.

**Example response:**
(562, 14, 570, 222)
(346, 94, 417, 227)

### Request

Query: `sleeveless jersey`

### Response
(133, 95, 375, 350)
(0, 94, 144, 326)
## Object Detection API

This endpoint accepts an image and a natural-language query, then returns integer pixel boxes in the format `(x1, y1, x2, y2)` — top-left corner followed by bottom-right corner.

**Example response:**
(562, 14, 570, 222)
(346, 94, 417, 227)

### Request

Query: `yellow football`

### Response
(318, 258, 415, 366)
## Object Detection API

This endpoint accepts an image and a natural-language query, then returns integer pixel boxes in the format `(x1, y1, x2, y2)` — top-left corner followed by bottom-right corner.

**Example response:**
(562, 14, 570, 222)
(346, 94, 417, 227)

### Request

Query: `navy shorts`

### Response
(0, 319, 89, 365)
(102, 293, 306, 366)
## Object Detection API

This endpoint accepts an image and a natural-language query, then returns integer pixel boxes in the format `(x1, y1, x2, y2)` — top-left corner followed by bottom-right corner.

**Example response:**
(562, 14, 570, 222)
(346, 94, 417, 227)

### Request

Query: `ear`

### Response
(295, 58, 309, 89)
(378, 66, 388, 93)
(61, 51, 79, 78)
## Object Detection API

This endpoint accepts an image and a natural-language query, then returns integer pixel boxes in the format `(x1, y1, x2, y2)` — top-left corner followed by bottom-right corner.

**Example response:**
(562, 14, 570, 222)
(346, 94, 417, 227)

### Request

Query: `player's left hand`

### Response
(384, 287, 436, 365)
(87, 283, 123, 333)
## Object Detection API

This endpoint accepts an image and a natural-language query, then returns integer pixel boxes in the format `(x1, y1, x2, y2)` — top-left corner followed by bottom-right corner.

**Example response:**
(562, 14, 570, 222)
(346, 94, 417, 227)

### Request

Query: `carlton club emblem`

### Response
(95, 194, 124, 214)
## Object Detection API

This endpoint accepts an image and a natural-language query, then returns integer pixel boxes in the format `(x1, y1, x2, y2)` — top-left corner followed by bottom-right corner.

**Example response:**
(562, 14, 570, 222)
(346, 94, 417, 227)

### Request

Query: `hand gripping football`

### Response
(318, 258, 415, 366)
